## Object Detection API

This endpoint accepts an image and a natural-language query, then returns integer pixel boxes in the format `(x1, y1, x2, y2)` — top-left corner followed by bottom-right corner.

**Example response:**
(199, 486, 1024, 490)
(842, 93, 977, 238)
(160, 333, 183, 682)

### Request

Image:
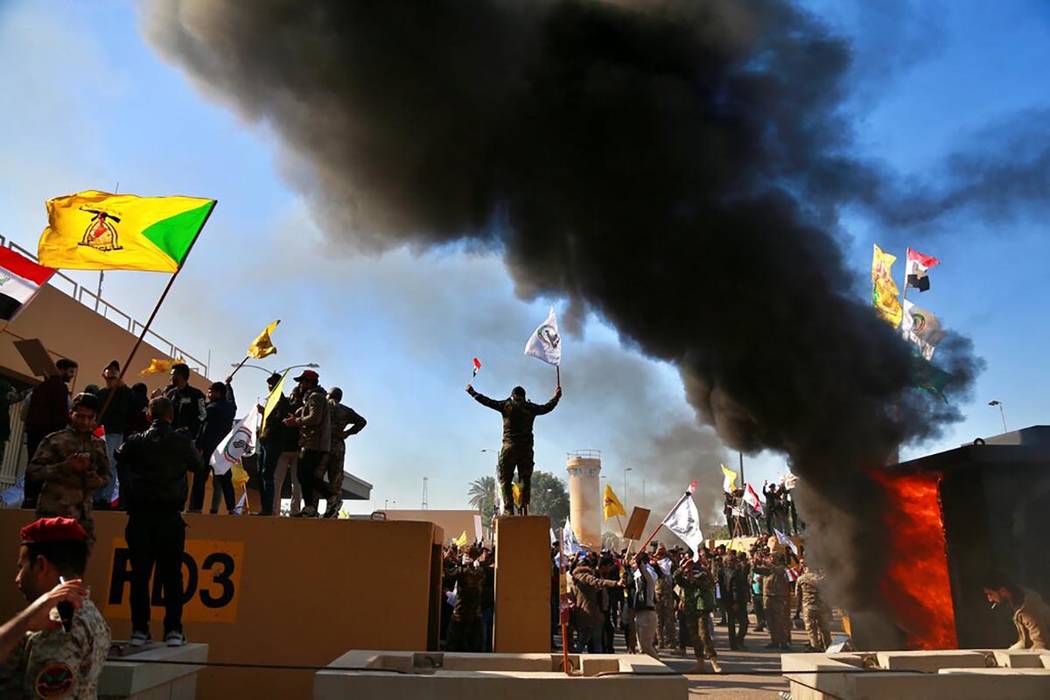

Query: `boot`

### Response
(710, 658, 723, 674)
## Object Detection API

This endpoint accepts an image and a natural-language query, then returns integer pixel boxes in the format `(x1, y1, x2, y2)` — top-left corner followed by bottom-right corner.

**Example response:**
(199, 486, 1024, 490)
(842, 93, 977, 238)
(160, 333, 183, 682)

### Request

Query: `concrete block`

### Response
(993, 649, 1050, 668)
(494, 515, 551, 653)
(100, 643, 207, 699)
(875, 649, 988, 672)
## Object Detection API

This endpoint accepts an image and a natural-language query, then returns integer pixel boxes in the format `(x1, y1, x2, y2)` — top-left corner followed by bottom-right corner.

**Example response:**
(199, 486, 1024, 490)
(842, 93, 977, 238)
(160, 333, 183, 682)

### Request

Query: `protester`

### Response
(631, 551, 660, 658)
(26, 393, 109, 544)
(94, 360, 134, 509)
(444, 545, 490, 652)
(654, 545, 678, 650)
(983, 572, 1050, 650)
(163, 363, 206, 439)
(117, 396, 201, 647)
(571, 553, 621, 652)
(0, 579, 88, 663)
(674, 558, 722, 673)
(0, 517, 110, 697)
(721, 550, 750, 651)
(795, 558, 832, 651)
(323, 387, 366, 518)
(257, 373, 301, 516)
(755, 551, 792, 651)
(127, 383, 151, 435)
(283, 370, 330, 518)
(466, 383, 561, 516)
(23, 358, 77, 509)
(188, 379, 236, 514)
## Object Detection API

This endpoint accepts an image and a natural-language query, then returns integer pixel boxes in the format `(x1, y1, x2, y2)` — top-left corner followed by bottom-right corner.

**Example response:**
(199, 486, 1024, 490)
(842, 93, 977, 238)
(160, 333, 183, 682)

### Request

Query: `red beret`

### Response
(20, 517, 87, 545)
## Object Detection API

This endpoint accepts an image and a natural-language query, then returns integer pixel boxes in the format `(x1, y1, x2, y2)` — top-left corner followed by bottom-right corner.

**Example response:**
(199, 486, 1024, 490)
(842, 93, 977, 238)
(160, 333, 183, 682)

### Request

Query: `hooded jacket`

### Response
(116, 420, 201, 515)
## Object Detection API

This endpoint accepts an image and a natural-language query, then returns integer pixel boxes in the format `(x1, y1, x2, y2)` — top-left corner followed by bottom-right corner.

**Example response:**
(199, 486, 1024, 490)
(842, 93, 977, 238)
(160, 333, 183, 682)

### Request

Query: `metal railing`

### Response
(0, 236, 209, 376)
(0, 399, 26, 488)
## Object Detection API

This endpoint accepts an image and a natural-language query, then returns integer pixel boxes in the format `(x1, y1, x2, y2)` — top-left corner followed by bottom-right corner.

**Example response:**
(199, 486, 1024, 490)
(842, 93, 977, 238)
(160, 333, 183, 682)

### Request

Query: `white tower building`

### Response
(566, 450, 602, 549)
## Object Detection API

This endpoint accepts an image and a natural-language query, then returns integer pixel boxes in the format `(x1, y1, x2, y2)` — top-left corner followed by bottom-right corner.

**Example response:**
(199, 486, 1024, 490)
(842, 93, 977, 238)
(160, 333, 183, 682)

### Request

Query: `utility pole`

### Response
(739, 451, 745, 486)
(421, 477, 429, 510)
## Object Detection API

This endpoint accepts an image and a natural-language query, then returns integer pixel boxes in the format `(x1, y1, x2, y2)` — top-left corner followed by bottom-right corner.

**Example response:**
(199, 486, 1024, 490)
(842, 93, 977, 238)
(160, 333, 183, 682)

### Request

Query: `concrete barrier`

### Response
(100, 643, 207, 700)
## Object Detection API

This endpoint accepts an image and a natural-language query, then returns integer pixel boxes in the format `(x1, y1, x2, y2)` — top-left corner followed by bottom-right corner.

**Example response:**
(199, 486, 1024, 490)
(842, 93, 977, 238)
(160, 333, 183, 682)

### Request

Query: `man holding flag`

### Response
(466, 383, 561, 516)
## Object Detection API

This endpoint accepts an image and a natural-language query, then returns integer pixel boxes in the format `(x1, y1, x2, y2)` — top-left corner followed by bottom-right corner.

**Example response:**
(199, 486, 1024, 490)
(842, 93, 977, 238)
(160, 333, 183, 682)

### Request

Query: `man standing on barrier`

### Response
(283, 370, 330, 518)
(117, 396, 202, 647)
(465, 383, 561, 515)
(323, 387, 366, 518)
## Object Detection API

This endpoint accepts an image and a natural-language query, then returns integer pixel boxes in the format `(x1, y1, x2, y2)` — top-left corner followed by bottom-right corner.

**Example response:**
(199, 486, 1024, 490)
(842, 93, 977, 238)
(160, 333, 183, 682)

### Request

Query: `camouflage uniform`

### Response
(468, 388, 560, 512)
(0, 598, 111, 699)
(445, 562, 487, 652)
(674, 566, 718, 661)
(26, 427, 109, 544)
(796, 570, 832, 650)
(758, 564, 792, 647)
(655, 561, 678, 649)
(323, 401, 366, 513)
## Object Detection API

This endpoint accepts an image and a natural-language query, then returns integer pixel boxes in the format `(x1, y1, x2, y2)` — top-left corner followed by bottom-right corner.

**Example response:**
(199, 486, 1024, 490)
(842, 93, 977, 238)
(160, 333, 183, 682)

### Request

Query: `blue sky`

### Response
(1, 1, 1048, 520)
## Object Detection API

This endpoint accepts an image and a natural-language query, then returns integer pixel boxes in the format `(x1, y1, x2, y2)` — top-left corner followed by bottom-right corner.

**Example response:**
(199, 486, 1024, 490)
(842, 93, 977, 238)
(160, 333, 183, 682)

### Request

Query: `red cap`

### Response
(20, 517, 88, 545)
(294, 369, 319, 382)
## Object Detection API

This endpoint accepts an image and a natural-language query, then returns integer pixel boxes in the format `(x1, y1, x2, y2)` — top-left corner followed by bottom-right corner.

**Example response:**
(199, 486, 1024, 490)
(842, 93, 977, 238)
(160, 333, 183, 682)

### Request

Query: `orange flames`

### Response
(872, 470, 957, 650)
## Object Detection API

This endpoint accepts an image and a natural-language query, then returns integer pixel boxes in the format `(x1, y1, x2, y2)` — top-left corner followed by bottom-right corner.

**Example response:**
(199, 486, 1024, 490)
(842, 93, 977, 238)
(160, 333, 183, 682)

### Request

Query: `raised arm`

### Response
(466, 385, 504, 412)
(530, 386, 563, 415)
(572, 569, 620, 590)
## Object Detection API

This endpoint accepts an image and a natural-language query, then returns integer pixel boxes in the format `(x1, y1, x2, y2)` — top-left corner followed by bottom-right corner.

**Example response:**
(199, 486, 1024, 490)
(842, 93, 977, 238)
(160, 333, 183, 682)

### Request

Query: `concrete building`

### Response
(566, 449, 602, 549)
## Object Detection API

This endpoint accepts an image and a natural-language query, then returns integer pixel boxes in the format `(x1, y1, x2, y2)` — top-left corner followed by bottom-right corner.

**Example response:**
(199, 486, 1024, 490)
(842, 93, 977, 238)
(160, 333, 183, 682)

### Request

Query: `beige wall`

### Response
(494, 515, 552, 653)
(0, 510, 444, 699)
(379, 510, 483, 544)
(0, 285, 209, 390)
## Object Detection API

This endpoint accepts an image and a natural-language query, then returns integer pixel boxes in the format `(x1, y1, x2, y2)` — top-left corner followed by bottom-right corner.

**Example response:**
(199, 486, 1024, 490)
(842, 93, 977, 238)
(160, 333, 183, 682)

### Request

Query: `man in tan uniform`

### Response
(795, 558, 832, 651)
(984, 573, 1050, 650)
(755, 552, 792, 650)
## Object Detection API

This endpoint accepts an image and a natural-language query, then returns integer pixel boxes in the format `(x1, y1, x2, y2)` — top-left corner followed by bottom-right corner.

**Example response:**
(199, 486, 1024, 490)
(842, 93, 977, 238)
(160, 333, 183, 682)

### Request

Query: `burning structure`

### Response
(855, 426, 1050, 651)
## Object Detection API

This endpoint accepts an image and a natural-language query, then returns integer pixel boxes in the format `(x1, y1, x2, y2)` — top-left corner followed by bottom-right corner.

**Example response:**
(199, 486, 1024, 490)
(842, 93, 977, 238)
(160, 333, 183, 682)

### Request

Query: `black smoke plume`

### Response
(145, 0, 985, 614)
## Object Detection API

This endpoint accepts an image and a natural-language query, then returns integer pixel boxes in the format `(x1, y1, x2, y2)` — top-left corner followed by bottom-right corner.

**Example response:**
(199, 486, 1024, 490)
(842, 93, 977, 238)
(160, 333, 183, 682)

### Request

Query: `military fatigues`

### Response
(26, 427, 110, 544)
(324, 401, 366, 514)
(758, 564, 792, 647)
(0, 598, 111, 699)
(469, 389, 559, 511)
(674, 566, 718, 661)
(796, 571, 832, 650)
(445, 563, 487, 652)
(655, 562, 678, 649)
(1011, 588, 1050, 650)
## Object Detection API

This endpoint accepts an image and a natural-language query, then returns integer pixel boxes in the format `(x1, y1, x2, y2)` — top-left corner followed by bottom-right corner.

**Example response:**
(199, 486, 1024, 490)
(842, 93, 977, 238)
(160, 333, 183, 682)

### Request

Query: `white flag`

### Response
(662, 481, 704, 557)
(210, 405, 259, 476)
(524, 306, 562, 366)
(902, 299, 946, 360)
(562, 517, 584, 555)
(743, 483, 763, 514)
(774, 528, 799, 556)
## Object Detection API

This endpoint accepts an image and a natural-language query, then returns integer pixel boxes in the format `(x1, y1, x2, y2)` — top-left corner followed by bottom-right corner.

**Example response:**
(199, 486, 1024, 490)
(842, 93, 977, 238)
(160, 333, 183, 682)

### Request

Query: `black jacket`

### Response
(197, 386, 237, 457)
(164, 384, 207, 439)
(259, 393, 298, 452)
(469, 390, 560, 445)
(116, 420, 202, 514)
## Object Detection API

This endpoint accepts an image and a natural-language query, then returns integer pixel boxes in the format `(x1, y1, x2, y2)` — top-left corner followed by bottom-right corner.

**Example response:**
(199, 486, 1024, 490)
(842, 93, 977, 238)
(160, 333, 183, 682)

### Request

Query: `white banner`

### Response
(209, 405, 259, 476)
(524, 306, 562, 366)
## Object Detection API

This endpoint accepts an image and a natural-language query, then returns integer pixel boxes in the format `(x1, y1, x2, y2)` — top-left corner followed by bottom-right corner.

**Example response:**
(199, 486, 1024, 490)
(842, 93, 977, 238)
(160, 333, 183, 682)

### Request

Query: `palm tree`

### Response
(468, 476, 497, 517)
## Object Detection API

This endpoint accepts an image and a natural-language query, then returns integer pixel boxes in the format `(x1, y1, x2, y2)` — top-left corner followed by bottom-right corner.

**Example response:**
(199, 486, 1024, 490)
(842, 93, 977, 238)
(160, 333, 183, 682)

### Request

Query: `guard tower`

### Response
(566, 450, 602, 549)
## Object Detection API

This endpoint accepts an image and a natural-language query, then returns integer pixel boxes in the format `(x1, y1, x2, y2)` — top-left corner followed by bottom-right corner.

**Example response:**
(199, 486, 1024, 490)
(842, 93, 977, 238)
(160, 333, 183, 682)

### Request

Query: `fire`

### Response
(872, 470, 957, 650)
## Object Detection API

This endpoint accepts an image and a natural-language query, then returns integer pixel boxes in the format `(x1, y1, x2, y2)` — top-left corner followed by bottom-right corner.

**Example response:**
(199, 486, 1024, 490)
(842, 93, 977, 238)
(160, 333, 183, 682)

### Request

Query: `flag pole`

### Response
(98, 203, 216, 420)
(228, 355, 251, 380)
(556, 365, 560, 389)
(637, 490, 690, 553)
(557, 526, 571, 675)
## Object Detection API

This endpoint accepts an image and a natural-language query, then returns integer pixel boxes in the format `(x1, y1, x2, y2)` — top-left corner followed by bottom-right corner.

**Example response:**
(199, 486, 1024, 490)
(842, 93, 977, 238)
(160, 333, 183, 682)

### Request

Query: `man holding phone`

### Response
(27, 393, 110, 545)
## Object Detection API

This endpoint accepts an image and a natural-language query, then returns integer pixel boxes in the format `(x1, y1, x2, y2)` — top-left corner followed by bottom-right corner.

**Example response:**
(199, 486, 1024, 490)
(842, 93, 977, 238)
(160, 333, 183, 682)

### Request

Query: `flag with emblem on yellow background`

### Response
(603, 483, 627, 520)
(452, 531, 469, 547)
(38, 191, 216, 272)
(139, 358, 180, 376)
(871, 243, 903, 328)
(247, 320, 280, 359)
(512, 481, 522, 506)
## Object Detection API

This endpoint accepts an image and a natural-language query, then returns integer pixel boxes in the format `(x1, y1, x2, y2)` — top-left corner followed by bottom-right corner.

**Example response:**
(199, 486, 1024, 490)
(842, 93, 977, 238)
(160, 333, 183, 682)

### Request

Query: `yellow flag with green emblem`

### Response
(603, 483, 627, 520)
(871, 243, 903, 328)
(38, 190, 216, 272)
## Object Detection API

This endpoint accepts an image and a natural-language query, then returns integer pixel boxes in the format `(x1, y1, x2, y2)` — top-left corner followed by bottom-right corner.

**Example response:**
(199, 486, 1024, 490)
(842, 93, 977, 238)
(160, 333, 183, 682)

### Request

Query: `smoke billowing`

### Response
(143, 0, 996, 612)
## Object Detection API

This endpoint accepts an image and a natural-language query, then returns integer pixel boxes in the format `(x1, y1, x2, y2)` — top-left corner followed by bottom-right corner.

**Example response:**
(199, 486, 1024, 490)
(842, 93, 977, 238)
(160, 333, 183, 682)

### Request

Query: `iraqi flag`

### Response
(0, 247, 56, 322)
(906, 248, 939, 292)
(743, 482, 763, 514)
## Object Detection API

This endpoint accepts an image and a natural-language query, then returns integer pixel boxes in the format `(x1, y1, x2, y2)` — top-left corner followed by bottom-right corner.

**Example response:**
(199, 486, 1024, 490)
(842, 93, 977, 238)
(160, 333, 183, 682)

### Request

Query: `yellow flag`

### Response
(721, 464, 738, 493)
(452, 531, 469, 547)
(261, 371, 288, 428)
(247, 320, 280, 359)
(871, 244, 903, 328)
(603, 483, 627, 520)
(139, 358, 180, 376)
(512, 482, 522, 506)
(38, 190, 215, 272)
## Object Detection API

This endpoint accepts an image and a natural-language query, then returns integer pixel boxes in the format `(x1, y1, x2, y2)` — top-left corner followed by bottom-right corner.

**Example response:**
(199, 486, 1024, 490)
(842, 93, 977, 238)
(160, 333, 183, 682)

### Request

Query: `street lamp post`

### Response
(988, 400, 1008, 433)
(624, 467, 632, 506)
(229, 362, 320, 376)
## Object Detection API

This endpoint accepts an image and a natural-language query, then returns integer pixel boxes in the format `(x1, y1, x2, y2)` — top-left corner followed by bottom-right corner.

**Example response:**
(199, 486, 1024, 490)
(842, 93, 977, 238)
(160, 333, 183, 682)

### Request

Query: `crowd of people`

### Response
(722, 481, 801, 538)
(437, 535, 835, 672)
